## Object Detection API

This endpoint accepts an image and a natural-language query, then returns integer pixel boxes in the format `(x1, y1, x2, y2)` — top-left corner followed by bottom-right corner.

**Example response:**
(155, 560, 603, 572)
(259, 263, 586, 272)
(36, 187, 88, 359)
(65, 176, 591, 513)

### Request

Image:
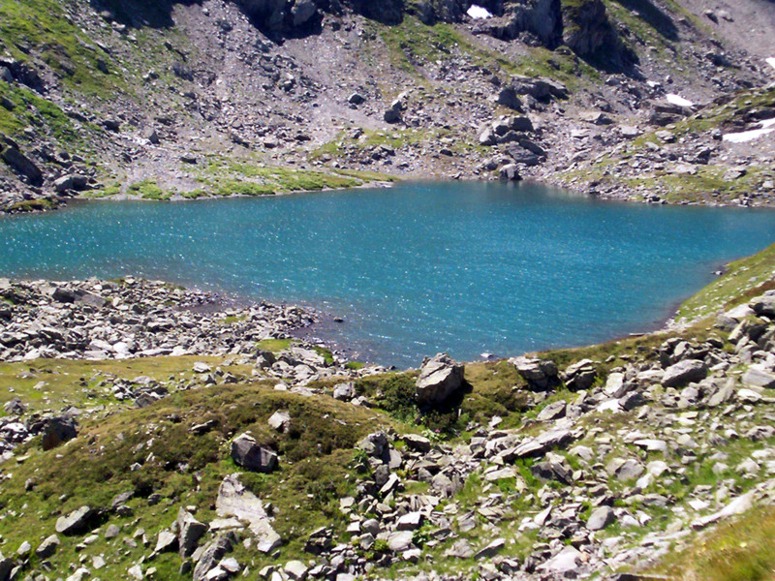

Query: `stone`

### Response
(348, 93, 366, 105)
(177, 510, 205, 556)
(742, 366, 775, 389)
(36, 534, 60, 559)
(474, 538, 505, 559)
(193, 534, 233, 581)
(415, 353, 465, 406)
(396, 511, 423, 531)
(587, 506, 615, 530)
(268, 410, 292, 432)
(216, 474, 281, 553)
(537, 400, 566, 421)
(387, 530, 414, 552)
(53, 174, 89, 194)
(41, 416, 78, 450)
(662, 359, 707, 387)
(56, 506, 94, 535)
(230, 433, 278, 473)
(751, 294, 775, 317)
(285, 560, 308, 580)
(538, 545, 582, 575)
(155, 529, 177, 553)
(510, 356, 559, 390)
(499, 164, 521, 181)
(1, 144, 43, 186)
(494, 86, 523, 111)
(564, 359, 597, 390)
(403, 433, 432, 453)
(332, 381, 355, 401)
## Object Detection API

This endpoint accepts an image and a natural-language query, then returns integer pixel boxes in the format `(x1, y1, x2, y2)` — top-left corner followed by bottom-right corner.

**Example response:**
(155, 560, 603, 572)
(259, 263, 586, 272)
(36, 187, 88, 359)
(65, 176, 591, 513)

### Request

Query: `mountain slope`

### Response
(0, 0, 773, 211)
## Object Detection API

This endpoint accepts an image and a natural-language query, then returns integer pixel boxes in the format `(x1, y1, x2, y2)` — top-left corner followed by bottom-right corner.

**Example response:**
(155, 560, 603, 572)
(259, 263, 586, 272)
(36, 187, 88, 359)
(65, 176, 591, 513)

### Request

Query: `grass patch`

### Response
(256, 338, 293, 353)
(677, 243, 775, 322)
(652, 507, 775, 581)
(5, 197, 58, 213)
(127, 179, 170, 200)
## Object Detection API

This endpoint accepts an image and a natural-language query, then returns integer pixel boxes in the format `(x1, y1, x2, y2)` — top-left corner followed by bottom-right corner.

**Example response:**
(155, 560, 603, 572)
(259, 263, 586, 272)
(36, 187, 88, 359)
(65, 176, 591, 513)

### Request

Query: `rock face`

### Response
(561, 0, 632, 69)
(415, 353, 465, 406)
(230, 433, 278, 473)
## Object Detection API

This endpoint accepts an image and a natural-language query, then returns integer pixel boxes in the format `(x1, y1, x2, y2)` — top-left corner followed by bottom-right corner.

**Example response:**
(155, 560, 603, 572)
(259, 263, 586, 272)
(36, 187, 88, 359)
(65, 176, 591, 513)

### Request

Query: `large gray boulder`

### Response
(662, 359, 707, 388)
(230, 433, 278, 473)
(177, 508, 207, 558)
(751, 292, 775, 317)
(55, 506, 94, 535)
(39, 416, 78, 451)
(415, 353, 465, 406)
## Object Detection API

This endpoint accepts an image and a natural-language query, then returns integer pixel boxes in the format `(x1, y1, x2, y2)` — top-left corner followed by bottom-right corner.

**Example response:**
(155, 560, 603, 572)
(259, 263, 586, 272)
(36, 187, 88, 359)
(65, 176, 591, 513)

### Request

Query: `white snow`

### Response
(467, 5, 492, 19)
(767, 57, 775, 71)
(722, 118, 775, 143)
(666, 93, 694, 108)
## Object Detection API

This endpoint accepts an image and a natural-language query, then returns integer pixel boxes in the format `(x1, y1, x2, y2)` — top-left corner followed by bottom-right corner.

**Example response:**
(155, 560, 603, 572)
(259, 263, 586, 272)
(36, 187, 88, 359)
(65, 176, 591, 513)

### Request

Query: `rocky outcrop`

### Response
(415, 353, 465, 406)
(561, 0, 634, 70)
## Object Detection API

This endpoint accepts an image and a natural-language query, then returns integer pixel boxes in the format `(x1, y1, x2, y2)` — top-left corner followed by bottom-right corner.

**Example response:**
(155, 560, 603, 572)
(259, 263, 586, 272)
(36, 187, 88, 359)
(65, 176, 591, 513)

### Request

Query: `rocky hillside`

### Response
(0, 244, 773, 580)
(0, 0, 773, 211)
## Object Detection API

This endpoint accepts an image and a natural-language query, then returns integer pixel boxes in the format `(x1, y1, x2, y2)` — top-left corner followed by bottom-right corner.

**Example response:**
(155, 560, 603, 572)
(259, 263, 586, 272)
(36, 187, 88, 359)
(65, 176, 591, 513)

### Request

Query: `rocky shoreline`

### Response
(0, 272, 773, 580)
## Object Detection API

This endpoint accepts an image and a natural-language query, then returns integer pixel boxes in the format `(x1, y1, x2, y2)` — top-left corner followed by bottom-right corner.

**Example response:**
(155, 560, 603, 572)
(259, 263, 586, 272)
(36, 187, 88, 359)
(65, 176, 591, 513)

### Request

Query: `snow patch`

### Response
(467, 5, 492, 19)
(723, 119, 775, 144)
(666, 94, 694, 108)
(767, 57, 775, 71)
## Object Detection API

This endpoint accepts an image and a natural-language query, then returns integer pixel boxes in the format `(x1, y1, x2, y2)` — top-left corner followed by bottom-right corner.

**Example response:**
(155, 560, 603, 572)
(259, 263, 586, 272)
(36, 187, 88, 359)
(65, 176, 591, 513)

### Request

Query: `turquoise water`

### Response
(1, 181, 774, 366)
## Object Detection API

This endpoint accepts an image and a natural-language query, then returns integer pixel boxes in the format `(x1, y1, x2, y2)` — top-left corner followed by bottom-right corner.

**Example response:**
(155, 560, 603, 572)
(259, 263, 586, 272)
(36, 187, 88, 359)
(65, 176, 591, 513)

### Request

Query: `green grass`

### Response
(652, 507, 775, 581)
(4, 198, 58, 213)
(0, 380, 393, 578)
(256, 338, 293, 353)
(0, 0, 120, 97)
(677, 243, 775, 322)
(199, 160, 364, 196)
(0, 80, 85, 146)
(0, 356, 253, 417)
(127, 179, 171, 200)
(375, 15, 597, 90)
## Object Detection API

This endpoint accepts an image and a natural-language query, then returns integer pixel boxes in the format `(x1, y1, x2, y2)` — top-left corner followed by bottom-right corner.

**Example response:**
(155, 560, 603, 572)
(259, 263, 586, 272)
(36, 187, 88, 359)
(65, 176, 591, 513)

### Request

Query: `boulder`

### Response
(494, 86, 523, 111)
(40, 416, 78, 451)
(510, 356, 559, 390)
(587, 506, 615, 530)
(268, 410, 292, 432)
(177, 508, 207, 558)
(230, 433, 278, 473)
(499, 164, 521, 181)
(55, 506, 94, 535)
(53, 174, 89, 194)
(564, 359, 597, 390)
(750, 293, 775, 317)
(192, 533, 234, 581)
(35, 534, 60, 559)
(1, 143, 43, 186)
(662, 359, 707, 388)
(403, 433, 432, 453)
(415, 353, 465, 406)
(742, 366, 775, 389)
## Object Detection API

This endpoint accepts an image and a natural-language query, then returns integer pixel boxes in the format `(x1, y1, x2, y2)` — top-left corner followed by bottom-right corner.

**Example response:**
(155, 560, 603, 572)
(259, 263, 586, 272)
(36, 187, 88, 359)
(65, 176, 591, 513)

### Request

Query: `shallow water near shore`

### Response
(1, 181, 774, 367)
